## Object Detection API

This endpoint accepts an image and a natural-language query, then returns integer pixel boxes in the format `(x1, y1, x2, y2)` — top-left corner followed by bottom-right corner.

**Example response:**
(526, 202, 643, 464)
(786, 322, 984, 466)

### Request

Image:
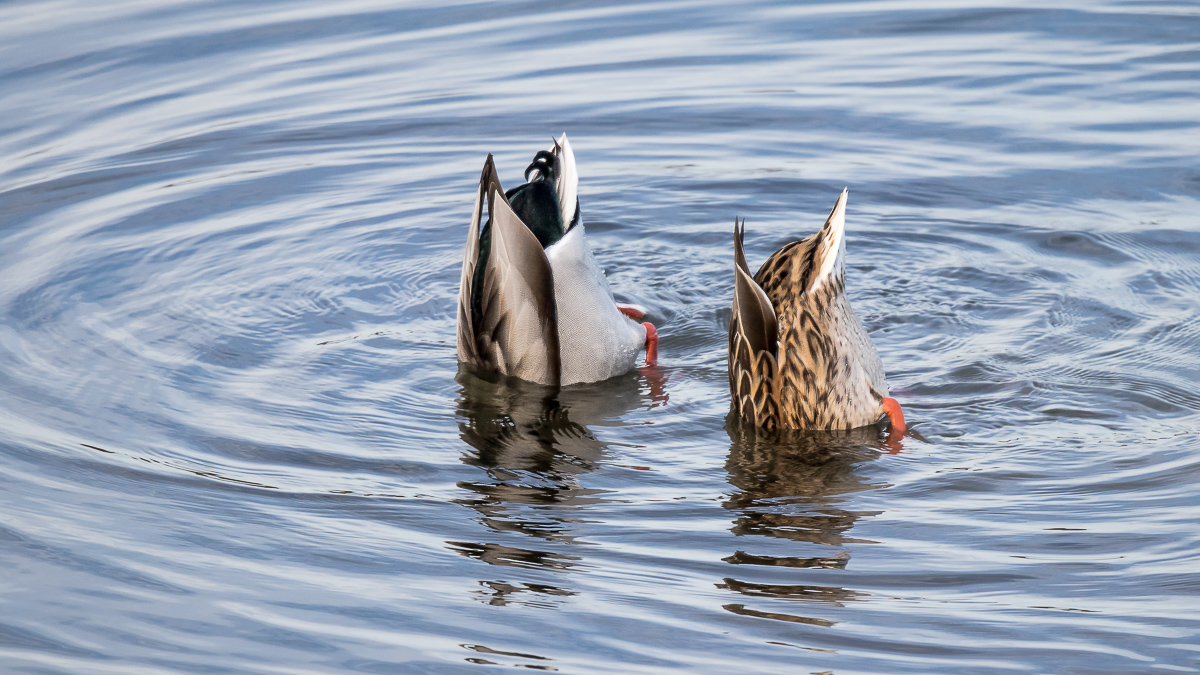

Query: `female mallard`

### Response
(728, 189, 905, 433)
(457, 135, 658, 386)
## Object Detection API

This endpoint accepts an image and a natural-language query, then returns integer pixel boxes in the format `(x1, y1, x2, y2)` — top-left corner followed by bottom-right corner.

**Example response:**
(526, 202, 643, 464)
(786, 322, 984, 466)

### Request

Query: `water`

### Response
(1, 1, 1198, 672)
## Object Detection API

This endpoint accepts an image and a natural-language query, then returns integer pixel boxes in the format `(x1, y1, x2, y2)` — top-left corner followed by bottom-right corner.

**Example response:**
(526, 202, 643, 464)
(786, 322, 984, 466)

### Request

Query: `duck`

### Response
(457, 134, 658, 386)
(728, 188, 905, 434)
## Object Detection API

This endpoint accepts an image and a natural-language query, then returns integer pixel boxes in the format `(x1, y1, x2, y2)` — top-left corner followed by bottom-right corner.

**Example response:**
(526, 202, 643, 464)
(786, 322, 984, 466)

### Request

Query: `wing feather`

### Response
(477, 178, 561, 385)
(457, 155, 562, 385)
(728, 218, 781, 427)
(733, 220, 778, 356)
(734, 216, 750, 275)
(456, 156, 489, 365)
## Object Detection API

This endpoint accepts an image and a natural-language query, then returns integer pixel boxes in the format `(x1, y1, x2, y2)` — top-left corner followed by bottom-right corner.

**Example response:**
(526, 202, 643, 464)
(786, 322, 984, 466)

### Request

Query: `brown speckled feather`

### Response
(729, 218, 781, 429)
(728, 189, 890, 430)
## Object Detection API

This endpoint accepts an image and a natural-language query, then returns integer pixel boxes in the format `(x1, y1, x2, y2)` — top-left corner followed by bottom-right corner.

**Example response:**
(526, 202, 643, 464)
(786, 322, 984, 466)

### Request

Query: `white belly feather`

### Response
(546, 224, 646, 385)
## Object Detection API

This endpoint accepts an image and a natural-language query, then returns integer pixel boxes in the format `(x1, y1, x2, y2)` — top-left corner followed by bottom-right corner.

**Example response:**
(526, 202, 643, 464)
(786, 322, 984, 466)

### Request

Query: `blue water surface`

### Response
(1, 1, 1198, 673)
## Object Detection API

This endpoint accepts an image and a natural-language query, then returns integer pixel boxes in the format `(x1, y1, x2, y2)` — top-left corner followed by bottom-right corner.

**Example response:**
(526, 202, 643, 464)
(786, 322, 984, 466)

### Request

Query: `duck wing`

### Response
(729, 218, 781, 428)
(456, 158, 486, 367)
(457, 156, 561, 385)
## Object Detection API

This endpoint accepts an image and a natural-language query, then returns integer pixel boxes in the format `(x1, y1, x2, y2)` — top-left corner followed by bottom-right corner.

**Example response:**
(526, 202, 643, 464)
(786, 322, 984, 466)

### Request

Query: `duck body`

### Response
(457, 135, 655, 387)
(728, 189, 904, 433)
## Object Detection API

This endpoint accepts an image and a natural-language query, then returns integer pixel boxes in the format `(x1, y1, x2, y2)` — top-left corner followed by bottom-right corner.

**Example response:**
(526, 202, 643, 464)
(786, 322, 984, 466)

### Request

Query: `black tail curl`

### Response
(523, 149, 559, 182)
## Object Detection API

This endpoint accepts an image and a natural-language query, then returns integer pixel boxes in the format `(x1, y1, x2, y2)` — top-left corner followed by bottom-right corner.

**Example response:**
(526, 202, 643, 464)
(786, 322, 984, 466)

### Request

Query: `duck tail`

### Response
(808, 187, 848, 294)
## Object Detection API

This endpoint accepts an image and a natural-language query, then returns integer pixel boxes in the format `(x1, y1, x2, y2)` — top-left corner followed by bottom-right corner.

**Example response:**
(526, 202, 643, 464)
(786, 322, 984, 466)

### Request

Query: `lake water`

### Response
(1, 1, 1198, 673)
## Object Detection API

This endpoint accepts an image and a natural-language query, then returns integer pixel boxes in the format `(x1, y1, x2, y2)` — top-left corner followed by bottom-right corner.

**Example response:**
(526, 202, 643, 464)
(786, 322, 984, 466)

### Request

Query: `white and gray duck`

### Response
(457, 135, 658, 386)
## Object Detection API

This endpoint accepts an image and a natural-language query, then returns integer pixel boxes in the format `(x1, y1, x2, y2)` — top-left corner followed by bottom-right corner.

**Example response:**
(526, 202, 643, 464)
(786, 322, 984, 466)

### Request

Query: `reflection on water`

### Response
(724, 421, 888, 545)
(454, 364, 665, 488)
(450, 367, 666, 604)
(720, 422, 890, 627)
(473, 579, 577, 609)
(455, 367, 602, 477)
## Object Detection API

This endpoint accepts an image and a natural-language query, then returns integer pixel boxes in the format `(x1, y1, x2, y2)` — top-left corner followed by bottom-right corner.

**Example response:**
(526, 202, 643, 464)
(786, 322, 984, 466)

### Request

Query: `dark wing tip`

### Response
(733, 263, 778, 357)
(734, 217, 750, 274)
(481, 154, 500, 190)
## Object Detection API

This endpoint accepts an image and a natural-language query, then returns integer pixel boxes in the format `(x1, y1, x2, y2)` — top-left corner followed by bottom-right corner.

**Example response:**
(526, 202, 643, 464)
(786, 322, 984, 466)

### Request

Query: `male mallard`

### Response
(728, 189, 905, 433)
(457, 135, 657, 386)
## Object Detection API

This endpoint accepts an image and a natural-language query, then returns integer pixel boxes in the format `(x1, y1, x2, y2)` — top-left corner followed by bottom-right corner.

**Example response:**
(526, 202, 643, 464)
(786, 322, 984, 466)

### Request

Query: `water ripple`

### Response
(1, 0, 1199, 673)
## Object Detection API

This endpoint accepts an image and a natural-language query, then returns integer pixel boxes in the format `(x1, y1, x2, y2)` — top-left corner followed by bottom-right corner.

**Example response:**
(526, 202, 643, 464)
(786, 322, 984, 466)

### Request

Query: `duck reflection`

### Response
(474, 579, 577, 609)
(450, 365, 666, 603)
(720, 419, 890, 626)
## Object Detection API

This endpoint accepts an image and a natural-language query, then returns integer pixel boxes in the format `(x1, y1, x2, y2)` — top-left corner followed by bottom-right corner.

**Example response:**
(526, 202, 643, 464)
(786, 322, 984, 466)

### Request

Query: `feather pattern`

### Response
(455, 159, 486, 367)
(458, 156, 561, 385)
(728, 189, 891, 431)
(729, 218, 781, 428)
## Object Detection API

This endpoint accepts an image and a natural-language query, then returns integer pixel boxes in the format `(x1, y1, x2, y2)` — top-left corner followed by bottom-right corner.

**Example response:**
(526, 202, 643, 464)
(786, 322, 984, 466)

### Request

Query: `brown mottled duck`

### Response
(728, 188, 905, 433)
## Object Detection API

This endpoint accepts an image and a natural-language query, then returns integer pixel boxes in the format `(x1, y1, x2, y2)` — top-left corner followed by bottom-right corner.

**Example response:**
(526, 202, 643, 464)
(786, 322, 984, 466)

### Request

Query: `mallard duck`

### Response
(728, 189, 905, 433)
(457, 135, 657, 386)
